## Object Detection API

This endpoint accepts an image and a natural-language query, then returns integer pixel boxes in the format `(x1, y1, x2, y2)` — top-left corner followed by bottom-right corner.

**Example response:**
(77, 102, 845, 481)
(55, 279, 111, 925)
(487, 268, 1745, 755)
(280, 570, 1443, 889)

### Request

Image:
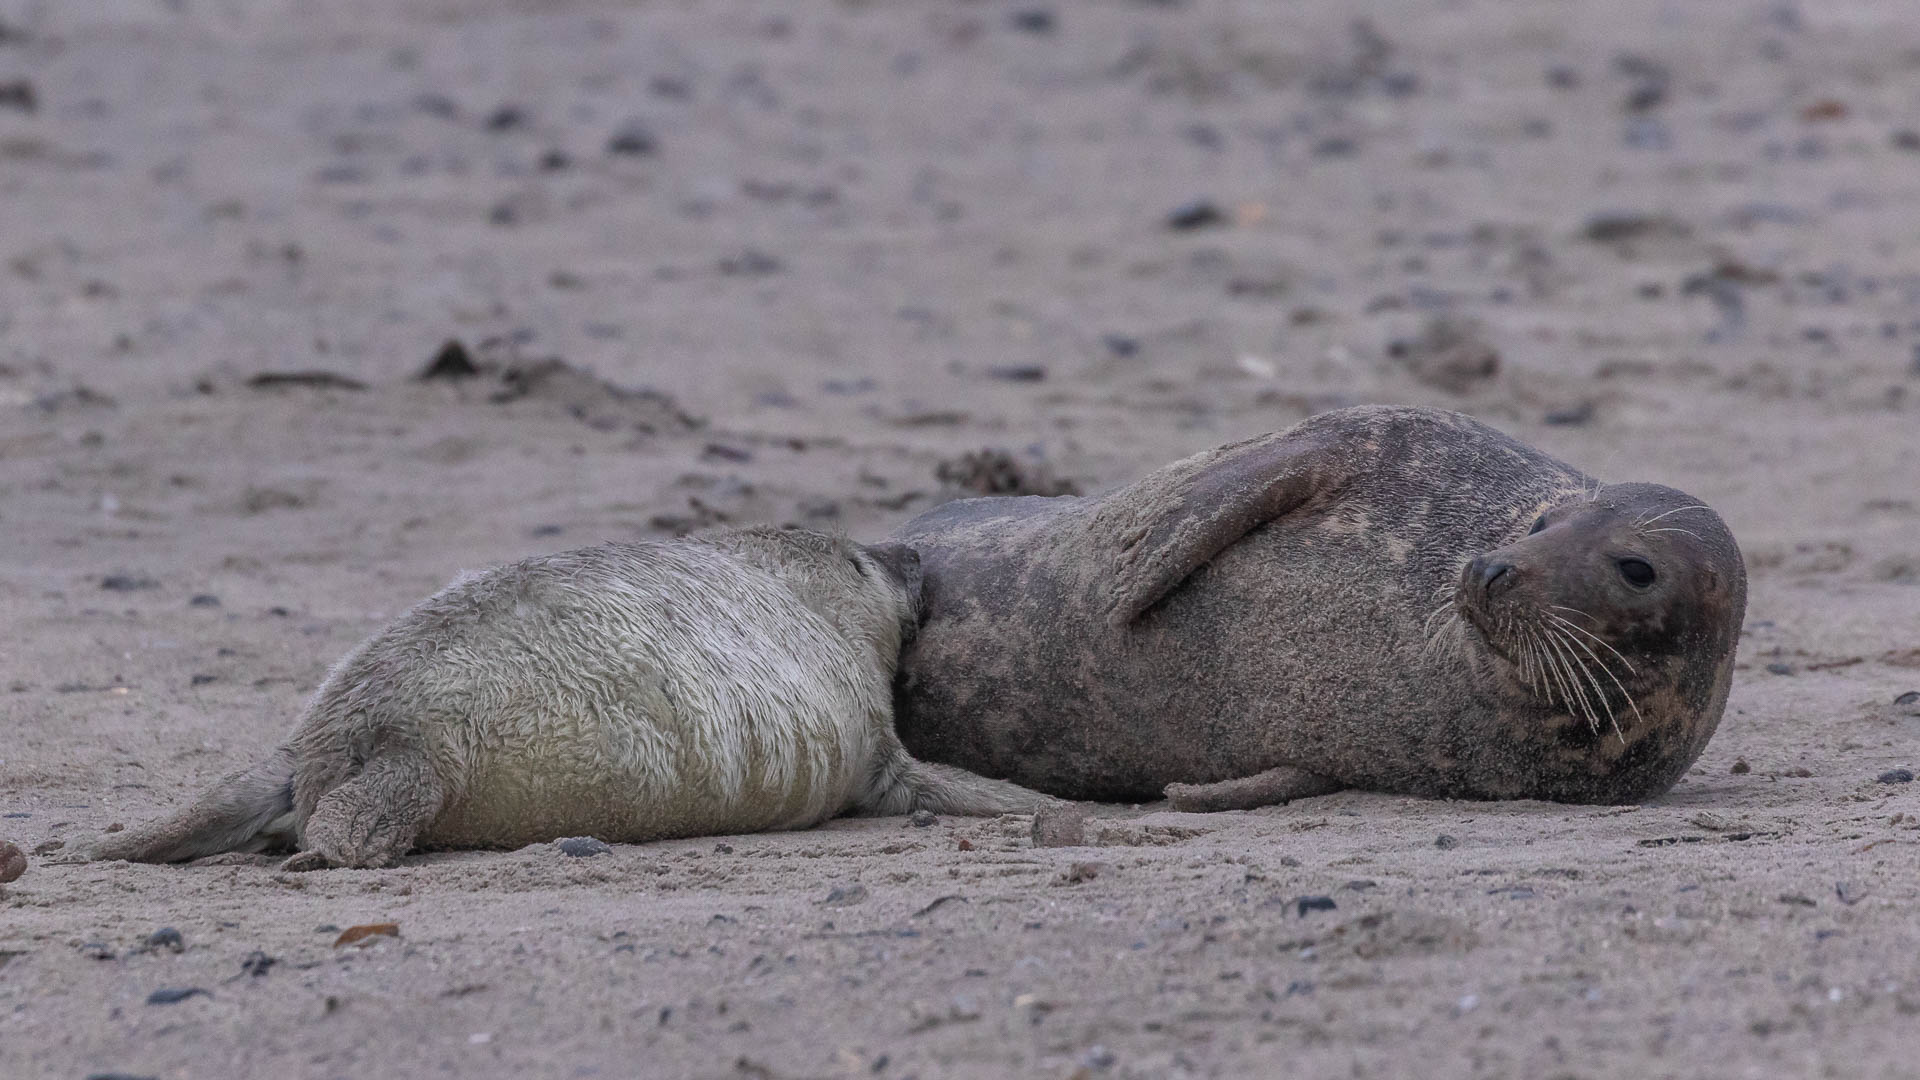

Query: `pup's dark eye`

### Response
(1527, 516, 1547, 535)
(1617, 558, 1656, 588)
(849, 556, 867, 577)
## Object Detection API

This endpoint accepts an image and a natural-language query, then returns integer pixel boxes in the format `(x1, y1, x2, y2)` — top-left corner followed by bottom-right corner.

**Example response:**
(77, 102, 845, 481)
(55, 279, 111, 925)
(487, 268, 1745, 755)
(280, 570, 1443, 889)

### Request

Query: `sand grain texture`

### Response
(2, 2, 1918, 1077)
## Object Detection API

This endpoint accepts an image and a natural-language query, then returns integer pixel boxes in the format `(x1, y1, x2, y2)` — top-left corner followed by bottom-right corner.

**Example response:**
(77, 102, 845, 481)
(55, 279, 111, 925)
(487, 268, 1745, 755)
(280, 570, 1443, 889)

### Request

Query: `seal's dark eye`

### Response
(1617, 558, 1656, 588)
(1527, 516, 1547, 535)
(849, 556, 868, 577)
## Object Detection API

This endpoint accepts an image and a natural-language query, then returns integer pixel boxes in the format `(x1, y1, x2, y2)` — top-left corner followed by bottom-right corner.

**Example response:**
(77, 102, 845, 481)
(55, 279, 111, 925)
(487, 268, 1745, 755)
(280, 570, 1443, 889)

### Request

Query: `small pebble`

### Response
(1731, 758, 1752, 774)
(1876, 769, 1913, 784)
(418, 339, 479, 381)
(0, 840, 26, 883)
(820, 884, 869, 906)
(80, 943, 116, 960)
(1765, 662, 1794, 676)
(100, 574, 157, 592)
(1165, 199, 1226, 231)
(484, 105, 525, 131)
(1009, 9, 1055, 34)
(188, 594, 221, 608)
(909, 809, 939, 827)
(240, 950, 277, 977)
(1434, 834, 1459, 850)
(607, 123, 657, 156)
(145, 987, 210, 1005)
(986, 364, 1046, 383)
(556, 836, 612, 857)
(1543, 402, 1595, 426)
(145, 927, 184, 953)
(1894, 690, 1919, 707)
(1295, 896, 1337, 917)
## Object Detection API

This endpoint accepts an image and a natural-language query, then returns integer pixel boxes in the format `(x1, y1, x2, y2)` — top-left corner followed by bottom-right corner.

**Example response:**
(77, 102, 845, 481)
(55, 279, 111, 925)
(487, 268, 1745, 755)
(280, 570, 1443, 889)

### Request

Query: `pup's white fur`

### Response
(82, 527, 1045, 868)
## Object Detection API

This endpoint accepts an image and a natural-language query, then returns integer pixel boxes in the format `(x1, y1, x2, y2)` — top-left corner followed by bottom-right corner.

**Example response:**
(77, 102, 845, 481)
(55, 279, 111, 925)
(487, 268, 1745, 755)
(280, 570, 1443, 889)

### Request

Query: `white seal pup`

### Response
(82, 527, 1048, 868)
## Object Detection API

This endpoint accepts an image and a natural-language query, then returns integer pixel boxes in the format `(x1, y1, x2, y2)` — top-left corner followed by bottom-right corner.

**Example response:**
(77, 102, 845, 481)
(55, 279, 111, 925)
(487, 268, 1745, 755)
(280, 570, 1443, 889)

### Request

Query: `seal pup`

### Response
(83, 527, 1049, 868)
(889, 405, 1745, 808)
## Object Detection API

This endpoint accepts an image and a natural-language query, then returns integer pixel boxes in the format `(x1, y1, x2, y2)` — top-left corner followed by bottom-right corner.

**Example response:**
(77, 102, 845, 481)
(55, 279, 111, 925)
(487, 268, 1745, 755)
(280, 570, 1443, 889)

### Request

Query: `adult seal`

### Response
(889, 405, 1746, 809)
(83, 527, 1047, 868)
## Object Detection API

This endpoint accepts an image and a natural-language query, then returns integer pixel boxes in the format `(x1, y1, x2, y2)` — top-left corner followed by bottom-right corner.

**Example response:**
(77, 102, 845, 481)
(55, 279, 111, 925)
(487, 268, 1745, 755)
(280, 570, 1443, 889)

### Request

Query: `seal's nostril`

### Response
(1481, 561, 1516, 598)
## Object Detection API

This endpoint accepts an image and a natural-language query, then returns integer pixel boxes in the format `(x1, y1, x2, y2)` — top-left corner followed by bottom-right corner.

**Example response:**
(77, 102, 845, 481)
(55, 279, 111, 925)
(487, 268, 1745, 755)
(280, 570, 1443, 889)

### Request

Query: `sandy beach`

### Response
(2, 2, 1918, 1077)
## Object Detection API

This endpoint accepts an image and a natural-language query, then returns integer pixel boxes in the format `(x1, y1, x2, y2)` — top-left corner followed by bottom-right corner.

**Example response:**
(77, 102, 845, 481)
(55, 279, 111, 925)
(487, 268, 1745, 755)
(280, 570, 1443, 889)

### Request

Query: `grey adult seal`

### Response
(83, 527, 1047, 868)
(889, 406, 1745, 809)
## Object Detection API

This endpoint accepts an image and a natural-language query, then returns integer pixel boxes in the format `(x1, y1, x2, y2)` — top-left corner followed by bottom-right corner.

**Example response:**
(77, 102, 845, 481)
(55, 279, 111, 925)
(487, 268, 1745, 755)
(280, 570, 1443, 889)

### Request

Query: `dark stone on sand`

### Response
(1876, 769, 1913, 784)
(1165, 199, 1226, 231)
(0, 79, 34, 113)
(607, 123, 658, 156)
(241, 950, 278, 977)
(146, 987, 210, 1005)
(246, 371, 369, 391)
(1893, 130, 1920, 152)
(1765, 662, 1794, 676)
(1009, 10, 1055, 34)
(1895, 691, 1919, 706)
(0, 841, 24, 883)
(910, 809, 939, 828)
(538, 149, 571, 171)
(418, 339, 480, 381)
(1434, 834, 1459, 850)
(556, 836, 612, 857)
(484, 105, 525, 132)
(987, 364, 1046, 383)
(190, 674, 216, 686)
(820, 884, 869, 906)
(1543, 402, 1595, 426)
(101, 575, 157, 592)
(1582, 211, 1690, 244)
(1295, 896, 1337, 917)
(189, 594, 221, 608)
(145, 927, 184, 953)
(1101, 334, 1140, 357)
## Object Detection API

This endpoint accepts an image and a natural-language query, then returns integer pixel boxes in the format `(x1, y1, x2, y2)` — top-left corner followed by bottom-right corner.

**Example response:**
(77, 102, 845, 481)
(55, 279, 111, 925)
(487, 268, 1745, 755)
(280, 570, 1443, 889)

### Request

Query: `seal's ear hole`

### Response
(1617, 557, 1657, 589)
(1527, 515, 1547, 535)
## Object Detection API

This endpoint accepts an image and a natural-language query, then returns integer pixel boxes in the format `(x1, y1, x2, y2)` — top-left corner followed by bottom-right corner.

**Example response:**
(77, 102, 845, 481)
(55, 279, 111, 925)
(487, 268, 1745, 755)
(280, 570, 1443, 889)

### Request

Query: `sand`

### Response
(2, 1, 1918, 1077)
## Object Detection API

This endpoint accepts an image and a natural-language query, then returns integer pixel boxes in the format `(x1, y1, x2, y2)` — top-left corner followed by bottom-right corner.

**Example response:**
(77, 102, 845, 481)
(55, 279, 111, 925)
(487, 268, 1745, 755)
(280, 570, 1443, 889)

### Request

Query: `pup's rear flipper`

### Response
(859, 753, 1057, 818)
(81, 747, 297, 863)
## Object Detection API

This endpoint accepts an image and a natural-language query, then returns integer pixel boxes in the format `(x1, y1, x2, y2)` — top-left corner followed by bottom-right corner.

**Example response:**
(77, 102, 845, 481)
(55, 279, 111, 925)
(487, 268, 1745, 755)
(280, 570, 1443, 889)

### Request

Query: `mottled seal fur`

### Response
(889, 405, 1746, 808)
(83, 527, 1047, 868)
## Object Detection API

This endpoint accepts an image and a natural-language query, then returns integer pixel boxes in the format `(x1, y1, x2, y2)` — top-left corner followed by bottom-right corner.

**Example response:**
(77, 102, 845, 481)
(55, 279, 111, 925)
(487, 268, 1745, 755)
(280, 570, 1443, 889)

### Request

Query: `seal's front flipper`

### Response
(1163, 766, 1343, 812)
(1097, 429, 1347, 627)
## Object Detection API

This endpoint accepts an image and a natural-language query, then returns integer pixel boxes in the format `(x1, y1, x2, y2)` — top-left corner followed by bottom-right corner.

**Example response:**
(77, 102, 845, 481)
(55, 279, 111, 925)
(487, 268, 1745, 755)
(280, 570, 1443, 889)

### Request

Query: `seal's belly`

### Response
(405, 624, 882, 847)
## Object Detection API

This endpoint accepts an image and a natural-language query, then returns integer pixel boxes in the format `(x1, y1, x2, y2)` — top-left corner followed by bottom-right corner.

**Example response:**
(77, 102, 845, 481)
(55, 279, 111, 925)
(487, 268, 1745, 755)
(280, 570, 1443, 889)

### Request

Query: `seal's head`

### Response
(710, 526, 924, 666)
(1454, 483, 1746, 801)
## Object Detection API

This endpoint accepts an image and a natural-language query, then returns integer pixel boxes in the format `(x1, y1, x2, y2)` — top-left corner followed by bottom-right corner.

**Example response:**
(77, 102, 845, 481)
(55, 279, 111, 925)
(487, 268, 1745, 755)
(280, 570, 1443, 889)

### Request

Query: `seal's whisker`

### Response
(1550, 625, 1625, 743)
(1550, 621, 1645, 733)
(1534, 627, 1583, 724)
(1544, 612, 1640, 676)
(1638, 504, 1712, 526)
(1539, 629, 1601, 734)
(1640, 526, 1704, 541)
(1548, 604, 1598, 624)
